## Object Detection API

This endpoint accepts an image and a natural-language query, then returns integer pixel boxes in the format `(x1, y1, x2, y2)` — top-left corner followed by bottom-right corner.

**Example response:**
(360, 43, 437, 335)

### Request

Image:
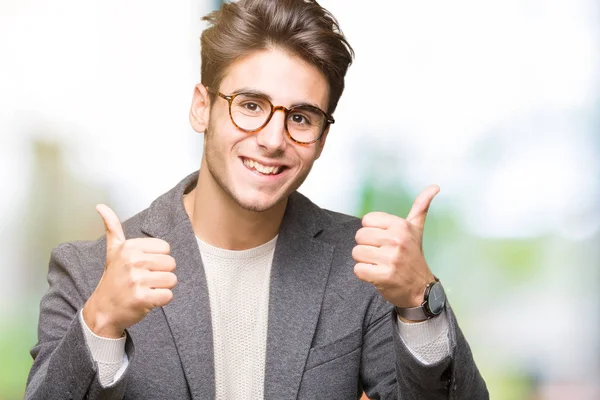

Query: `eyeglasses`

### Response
(208, 88, 334, 145)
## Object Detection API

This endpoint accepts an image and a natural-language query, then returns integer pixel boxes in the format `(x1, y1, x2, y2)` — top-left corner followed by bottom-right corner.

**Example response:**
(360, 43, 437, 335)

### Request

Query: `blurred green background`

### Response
(1, 0, 599, 399)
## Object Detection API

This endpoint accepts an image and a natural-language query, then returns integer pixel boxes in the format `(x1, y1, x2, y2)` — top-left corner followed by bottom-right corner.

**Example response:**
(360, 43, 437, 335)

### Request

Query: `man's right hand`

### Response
(82, 204, 177, 338)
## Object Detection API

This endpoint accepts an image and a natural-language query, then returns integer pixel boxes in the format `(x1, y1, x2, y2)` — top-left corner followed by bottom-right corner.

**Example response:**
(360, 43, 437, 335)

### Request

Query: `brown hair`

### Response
(200, 0, 354, 114)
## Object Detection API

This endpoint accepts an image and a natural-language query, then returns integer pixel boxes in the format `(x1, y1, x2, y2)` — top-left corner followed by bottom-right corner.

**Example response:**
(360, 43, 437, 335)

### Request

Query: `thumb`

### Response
(406, 185, 440, 231)
(96, 204, 125, 251)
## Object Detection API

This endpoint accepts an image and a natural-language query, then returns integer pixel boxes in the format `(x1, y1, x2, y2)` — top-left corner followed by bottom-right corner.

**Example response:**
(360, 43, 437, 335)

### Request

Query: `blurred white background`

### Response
(1, 1, 599, 398)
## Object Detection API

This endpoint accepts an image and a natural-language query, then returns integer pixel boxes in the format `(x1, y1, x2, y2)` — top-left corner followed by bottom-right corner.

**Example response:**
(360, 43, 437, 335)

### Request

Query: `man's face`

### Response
(192, 48, 330, 212)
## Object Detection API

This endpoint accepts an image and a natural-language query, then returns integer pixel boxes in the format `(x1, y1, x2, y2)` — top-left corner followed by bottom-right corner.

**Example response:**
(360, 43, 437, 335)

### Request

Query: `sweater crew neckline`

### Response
(195, 235, 278, 260)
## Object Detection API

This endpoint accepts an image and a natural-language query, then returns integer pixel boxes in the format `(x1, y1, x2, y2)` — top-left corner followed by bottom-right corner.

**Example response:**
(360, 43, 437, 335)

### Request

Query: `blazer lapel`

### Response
(263, 193, 335, 400)
(141, 172, 216, 400)
(141, 173, 336, 400)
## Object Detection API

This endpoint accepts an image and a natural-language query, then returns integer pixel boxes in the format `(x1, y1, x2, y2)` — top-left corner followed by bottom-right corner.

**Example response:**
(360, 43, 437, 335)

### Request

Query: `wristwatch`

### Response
(395, 278, 446, 321)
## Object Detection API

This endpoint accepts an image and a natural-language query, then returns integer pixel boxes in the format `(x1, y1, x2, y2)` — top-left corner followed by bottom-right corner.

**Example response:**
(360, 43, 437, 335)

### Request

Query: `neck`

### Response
(184, 160, 287, 251)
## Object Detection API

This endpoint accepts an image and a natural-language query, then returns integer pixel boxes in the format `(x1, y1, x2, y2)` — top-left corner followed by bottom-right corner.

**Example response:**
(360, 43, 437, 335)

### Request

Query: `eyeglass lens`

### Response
(230, 94, 326, 143)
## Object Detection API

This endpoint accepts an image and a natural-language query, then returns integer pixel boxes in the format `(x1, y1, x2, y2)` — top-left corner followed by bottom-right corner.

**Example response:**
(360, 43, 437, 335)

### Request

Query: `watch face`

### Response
(427, 282, 446, 315)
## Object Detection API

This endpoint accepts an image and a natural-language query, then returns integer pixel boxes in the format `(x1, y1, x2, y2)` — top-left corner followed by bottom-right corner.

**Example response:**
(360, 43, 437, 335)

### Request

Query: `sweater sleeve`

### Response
(79, 310, 129, 386)
(25, 243, 134, 400)
(395, 309, 450, 365)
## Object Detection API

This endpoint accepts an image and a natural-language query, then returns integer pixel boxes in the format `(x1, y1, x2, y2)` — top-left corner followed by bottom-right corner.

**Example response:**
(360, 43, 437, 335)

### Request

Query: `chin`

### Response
(232, 192, 286, 213)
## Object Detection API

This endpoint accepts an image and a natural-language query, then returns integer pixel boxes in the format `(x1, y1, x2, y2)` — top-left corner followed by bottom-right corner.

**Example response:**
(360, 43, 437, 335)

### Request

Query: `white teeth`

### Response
(243, 158, 282, 175)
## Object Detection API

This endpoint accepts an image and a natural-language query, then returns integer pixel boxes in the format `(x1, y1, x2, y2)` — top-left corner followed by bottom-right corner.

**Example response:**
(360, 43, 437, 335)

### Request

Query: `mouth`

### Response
(241, 157, 288, 176)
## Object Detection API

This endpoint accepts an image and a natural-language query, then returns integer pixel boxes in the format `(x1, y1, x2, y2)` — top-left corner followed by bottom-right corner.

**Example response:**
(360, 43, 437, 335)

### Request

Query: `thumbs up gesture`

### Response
(82, 204, 177, 338)
(352, 185, 440, 311)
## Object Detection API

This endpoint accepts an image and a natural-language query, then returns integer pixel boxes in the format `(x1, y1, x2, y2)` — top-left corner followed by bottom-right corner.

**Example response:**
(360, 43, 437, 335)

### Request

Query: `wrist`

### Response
(396, 277, 446, 322)
(83, 298, 124, 339)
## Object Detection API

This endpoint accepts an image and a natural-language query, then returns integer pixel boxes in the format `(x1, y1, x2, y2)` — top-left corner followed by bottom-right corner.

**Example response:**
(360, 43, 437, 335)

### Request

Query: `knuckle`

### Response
(388, 229, 406, 247)
(388, 236, 401, 246)
(122, 240, 136, 252)
(120, 251, 134, 265)
(381, 269, 394, 284)
(132, 287, 146, 307)
(395, 218, 409, 231)
(122, 274, 134, 289)
(128, 272, 139, 285)
(392, 246, 404, 262)
(129, 270, 144, 286)
(385, 252, 397, 266)
(122, 250, 141, 267)
(398, 239, 409, 251)
(131, 258, 146, 269)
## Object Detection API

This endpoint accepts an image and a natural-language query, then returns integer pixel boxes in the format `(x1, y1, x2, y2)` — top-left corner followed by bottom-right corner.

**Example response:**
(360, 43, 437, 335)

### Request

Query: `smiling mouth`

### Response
(241, 157, 287, 175)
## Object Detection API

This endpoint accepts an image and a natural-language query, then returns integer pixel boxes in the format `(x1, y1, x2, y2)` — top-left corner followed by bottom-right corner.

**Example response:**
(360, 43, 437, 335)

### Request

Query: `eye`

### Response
(290, 113, 312, 125)
(242, 102, 262, 112)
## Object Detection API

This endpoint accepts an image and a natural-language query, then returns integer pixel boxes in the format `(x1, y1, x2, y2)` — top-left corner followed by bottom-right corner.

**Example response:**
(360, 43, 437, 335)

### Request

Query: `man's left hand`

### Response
(352, 185, 440, 309)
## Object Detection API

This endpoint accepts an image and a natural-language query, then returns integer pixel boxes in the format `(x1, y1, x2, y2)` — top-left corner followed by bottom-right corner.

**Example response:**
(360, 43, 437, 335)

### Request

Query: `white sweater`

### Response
(80, 236, 450, 392)
(198, 235, 276, 399)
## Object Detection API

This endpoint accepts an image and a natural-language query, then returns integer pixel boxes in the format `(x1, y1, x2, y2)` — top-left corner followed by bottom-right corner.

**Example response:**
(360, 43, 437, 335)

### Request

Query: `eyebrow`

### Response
(230, 87, 326, 111)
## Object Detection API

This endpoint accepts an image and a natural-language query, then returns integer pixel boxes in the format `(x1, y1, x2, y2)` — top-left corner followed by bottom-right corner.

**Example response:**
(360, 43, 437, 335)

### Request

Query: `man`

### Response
(26, 0, 488, 398)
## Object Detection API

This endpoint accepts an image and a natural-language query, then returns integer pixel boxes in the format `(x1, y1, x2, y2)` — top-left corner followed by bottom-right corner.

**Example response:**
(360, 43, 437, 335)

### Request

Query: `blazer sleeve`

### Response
(360, 295, 489, 399)
(25, 243, 135, 400)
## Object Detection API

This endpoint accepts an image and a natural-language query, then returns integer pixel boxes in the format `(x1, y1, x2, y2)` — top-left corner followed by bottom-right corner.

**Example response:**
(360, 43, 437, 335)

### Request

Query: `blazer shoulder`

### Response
(50, 206, 152, 286)
(319, 208, 362, 244)
(323, 209, 362, 226)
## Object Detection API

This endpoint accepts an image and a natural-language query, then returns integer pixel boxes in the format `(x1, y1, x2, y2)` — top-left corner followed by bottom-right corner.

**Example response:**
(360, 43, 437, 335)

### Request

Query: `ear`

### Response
(189, 84, 211, 133)
(314, 126, 330, 160)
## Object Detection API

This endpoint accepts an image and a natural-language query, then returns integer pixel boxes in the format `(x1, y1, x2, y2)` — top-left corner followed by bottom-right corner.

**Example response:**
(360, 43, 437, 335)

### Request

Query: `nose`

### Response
(255, 107, 288, 153)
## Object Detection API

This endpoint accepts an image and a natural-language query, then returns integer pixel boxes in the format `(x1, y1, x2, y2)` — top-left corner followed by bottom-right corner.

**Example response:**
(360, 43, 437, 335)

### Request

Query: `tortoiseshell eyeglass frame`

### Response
(206, 87, 335, 145)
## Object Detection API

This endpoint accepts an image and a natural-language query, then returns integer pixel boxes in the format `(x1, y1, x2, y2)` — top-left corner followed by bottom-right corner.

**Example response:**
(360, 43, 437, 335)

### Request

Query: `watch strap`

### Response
(395, 278, 444, 321)
(395, 305, 429, 321)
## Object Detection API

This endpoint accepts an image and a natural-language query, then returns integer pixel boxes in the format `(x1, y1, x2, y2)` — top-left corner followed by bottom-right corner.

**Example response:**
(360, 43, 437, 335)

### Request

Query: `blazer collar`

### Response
(140, 170, 198, 239)
(140, 171, 336, 400)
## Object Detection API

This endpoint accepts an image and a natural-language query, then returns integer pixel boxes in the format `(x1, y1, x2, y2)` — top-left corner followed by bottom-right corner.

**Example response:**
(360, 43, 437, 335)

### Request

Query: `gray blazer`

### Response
(26, 171, 488, 400)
